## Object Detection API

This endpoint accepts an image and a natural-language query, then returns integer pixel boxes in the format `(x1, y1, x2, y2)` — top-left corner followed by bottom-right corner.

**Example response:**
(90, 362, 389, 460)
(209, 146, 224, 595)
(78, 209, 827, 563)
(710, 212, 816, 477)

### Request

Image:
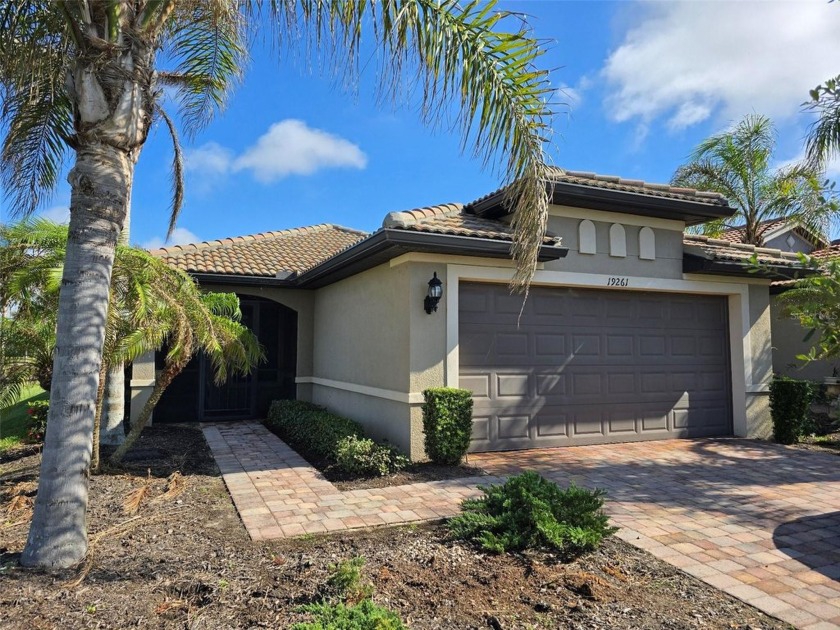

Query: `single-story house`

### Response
(131, 170, 807, 460)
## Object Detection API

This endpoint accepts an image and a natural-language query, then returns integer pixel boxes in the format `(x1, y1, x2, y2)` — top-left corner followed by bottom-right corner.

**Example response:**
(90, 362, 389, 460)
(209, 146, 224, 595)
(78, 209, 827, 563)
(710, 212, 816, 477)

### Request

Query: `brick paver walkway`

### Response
(473, 440, 840, 630)
(202, 422, 500, 540)
(203, 423, 840, 629)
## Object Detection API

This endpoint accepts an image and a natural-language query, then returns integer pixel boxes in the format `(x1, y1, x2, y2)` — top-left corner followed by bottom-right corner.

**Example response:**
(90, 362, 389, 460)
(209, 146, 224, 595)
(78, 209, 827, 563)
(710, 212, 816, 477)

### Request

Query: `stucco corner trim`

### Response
(296, 377, 424, 404)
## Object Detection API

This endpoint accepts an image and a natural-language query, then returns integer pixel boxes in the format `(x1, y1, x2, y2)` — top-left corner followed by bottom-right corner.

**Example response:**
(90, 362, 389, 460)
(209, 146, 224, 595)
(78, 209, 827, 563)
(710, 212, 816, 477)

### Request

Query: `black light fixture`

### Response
(424, 272, 444, 314)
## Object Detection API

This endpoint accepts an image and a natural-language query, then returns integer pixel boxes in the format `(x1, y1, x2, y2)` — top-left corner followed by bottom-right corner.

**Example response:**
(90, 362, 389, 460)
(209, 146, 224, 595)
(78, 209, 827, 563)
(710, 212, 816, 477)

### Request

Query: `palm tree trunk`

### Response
(91, 360, 109, 473)
(21, 142, 132, 569)
(110, 362, 181, 465)
(101, 159, 136, 447)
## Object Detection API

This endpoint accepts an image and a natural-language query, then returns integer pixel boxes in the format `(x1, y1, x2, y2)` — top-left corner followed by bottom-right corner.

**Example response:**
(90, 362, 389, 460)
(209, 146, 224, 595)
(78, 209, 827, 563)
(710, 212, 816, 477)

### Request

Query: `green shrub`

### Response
(292, 599, 406, 630)
(422, 388, 473, 465)
(266, 401, 408, 476)
(769, 376, 814, 444)
(324, 556, 372, 602)
(448, 471, 617, 558)
(26, 400, 49, 443)
(335, 436, 409, 477)
(266, 400, 365, 460)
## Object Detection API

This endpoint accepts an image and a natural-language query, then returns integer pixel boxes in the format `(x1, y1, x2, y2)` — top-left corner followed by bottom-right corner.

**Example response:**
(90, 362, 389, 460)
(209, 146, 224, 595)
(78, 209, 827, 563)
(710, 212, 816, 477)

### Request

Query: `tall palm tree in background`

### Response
(0, 1, 556, 567)
(806, 76, 840, 170)
(672, 114, 836, 245)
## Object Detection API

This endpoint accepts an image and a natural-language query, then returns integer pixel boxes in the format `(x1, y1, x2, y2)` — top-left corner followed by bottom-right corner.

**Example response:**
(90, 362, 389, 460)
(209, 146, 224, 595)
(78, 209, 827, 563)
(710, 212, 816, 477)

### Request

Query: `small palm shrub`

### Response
(266, 401, 408, 476)
(769, 376, 814, 444)
(26, 401, 49, 442)
(449, 471, 617, 558)
(422, 387, 473, 465)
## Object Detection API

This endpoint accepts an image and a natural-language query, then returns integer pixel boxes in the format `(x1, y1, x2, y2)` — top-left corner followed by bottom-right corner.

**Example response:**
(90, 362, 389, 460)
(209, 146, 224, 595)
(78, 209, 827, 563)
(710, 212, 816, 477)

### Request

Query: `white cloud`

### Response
(142, 226, 200, 250)
(184, 120, 367, 185)
(233, 120, 367, 182)
(184, 141, 233, 175)
(602, 1, 840, 130)
(39, 204, 70, 224)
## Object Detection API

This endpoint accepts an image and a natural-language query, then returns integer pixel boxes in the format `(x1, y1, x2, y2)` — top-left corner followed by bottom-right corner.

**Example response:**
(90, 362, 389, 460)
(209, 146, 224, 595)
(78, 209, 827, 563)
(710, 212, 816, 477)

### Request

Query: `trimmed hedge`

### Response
(265, 400, 407, 476)
(769, 376, 814, 445)
(422, 388, 474, 465)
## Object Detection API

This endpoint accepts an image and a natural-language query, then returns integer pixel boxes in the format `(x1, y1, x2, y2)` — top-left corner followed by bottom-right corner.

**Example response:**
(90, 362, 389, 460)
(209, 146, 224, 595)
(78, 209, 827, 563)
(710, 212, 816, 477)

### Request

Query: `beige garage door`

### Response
(459, 283, 732, 452)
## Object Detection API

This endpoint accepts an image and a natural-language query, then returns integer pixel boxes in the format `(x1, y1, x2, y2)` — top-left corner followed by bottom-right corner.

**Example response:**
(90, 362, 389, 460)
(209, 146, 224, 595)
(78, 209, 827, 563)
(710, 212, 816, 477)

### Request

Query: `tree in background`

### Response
(672, 114, 837, 245)
(0, 1, 556, 568)
(806, 76, 840, 170)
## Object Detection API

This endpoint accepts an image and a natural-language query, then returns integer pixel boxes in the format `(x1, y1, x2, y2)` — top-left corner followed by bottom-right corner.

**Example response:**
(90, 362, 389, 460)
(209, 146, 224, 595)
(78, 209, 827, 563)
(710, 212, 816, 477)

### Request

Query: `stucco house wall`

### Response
(307, 261, 419, 456)
(771, 297, 839, 382)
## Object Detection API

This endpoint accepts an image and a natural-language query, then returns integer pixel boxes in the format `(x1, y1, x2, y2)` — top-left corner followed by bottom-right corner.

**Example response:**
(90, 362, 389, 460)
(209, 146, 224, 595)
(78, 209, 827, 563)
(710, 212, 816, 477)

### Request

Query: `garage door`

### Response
(459, 283, 732, 451)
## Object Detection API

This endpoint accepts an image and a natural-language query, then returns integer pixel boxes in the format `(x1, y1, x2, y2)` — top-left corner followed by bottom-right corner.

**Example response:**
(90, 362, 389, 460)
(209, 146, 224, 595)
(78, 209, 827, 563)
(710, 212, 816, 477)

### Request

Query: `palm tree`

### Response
(806, 75, 840, 170)
(0, 1, 555, 568)
(672, 114, 836, 245)
(110, 288, 263, 464)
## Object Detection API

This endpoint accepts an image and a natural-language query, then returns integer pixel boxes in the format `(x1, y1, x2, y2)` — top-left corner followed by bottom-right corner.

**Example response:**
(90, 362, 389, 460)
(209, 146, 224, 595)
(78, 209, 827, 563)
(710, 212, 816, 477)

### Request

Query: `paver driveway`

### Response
(204, 422, 840, 629)
(473, 439, 840, 630)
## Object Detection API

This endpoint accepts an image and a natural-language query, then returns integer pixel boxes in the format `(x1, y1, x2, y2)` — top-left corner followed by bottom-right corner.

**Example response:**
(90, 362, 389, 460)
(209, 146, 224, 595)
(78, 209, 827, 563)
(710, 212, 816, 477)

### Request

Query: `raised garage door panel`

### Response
(459, 283, 732, 451)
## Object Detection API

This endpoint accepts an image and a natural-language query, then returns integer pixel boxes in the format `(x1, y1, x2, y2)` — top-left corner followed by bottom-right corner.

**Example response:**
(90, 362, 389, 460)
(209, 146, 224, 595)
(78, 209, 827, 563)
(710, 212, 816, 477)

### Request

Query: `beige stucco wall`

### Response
(310, 262, 424, 457)
(746, 284, 773, 439)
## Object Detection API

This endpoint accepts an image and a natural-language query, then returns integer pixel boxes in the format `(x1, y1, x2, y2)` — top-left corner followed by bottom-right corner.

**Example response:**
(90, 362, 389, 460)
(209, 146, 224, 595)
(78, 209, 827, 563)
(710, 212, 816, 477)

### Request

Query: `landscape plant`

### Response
(449, 471, 617, 558)
(0, 0, 557, 568)
(422, 387, 474, 465)
(265, 401, 408, 477)
(769, 376, 815, 445)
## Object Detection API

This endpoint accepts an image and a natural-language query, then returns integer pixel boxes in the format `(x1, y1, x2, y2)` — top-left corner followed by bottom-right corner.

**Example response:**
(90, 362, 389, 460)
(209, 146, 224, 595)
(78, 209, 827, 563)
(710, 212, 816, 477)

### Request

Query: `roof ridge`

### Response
(381, 202, 464, 229)
(149, 224, 365, 257)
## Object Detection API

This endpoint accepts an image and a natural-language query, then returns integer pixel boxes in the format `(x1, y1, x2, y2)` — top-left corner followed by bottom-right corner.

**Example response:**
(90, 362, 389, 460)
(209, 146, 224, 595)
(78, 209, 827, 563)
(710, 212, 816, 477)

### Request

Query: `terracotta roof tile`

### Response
(718, 218, 828, 247)
(466, 167, 730, 210)
(810, 244, 840, 261)
(150, 224, 368, 277)
(683, 234, 802, 267)
(382, 203, 562, 244)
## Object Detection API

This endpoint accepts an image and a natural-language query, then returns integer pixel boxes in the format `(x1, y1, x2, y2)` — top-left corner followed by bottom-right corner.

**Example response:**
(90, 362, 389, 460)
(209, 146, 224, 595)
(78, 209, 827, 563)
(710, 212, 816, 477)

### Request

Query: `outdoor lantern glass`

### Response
(424, 272, 444, 314)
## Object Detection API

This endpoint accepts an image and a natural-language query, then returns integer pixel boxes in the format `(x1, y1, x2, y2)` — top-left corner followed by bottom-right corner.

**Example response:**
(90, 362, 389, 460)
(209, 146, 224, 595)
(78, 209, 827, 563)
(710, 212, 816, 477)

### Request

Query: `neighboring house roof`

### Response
(382, 202, 562, 244)
(683, 234, 802, 268)
(718, 218, 829, 248)
(150, 224, 368, 277)
(810, 244, 840, 262)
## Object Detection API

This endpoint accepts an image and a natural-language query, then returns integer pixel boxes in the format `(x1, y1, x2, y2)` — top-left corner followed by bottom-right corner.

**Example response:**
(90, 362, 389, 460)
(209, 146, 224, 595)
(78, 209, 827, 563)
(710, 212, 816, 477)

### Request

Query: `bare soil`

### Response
(0, 425, 790, 629)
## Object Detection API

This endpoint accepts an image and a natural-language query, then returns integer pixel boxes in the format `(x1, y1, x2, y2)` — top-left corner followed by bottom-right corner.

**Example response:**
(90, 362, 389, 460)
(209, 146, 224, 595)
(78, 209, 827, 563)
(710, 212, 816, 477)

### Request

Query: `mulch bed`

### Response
(262, 422, 486, 491)
(0, 424, 788, 629)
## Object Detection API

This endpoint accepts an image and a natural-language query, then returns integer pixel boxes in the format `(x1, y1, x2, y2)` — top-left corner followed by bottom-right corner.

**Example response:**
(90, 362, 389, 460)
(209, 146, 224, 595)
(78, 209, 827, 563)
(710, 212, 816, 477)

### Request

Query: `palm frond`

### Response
(0, 2, 73, 217)
(154, 105, 185, 238)
(164, 0, 246, 138)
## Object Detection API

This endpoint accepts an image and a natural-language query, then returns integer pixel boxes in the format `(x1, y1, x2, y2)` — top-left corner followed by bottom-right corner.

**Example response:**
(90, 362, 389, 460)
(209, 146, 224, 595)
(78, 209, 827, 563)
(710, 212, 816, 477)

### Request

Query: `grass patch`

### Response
(0, 384, 47, 452)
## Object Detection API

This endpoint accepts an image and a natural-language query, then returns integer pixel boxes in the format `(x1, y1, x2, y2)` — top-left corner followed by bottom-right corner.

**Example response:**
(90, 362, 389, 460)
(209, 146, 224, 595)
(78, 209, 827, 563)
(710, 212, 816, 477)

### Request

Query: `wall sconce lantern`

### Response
(424, 272, 443, 314)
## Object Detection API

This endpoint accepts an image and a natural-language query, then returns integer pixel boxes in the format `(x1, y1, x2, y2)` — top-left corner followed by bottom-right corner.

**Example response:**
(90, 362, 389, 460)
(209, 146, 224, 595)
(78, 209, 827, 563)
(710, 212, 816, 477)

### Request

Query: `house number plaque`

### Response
(607, 277, 629, 287)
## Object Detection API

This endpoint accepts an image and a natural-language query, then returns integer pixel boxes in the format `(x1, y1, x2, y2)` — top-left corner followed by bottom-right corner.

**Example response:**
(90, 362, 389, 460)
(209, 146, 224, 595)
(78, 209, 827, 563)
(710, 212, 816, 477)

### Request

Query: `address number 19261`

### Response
(607, 277, 629, 287)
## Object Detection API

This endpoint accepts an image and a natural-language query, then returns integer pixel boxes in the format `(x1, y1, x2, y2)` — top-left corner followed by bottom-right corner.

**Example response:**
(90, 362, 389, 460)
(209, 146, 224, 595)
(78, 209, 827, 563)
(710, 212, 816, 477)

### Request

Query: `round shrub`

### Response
(422, 387, 473, 465)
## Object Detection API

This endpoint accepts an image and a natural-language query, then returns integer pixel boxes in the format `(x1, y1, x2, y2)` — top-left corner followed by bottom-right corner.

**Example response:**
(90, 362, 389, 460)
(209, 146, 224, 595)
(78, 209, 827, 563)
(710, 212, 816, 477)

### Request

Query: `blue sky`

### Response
(11, 0, 840, 247)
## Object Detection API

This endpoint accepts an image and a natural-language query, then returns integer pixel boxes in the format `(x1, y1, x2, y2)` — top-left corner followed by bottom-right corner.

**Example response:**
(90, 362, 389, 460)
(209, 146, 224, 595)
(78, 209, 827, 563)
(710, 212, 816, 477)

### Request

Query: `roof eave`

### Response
(295, 229, 568, 289)
(682, 254, 807, 280)
(469, 181, 734, 226)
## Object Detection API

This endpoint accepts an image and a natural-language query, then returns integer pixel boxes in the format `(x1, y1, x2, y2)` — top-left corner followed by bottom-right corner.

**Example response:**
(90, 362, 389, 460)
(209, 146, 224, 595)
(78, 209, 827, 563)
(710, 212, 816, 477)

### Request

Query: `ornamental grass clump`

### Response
(449, 471, 617, 558)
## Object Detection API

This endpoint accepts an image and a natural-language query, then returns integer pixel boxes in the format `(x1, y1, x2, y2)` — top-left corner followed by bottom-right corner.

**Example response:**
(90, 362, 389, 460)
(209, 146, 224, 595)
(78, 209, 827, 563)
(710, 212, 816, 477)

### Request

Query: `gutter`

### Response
(469, 181, 735, 226)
